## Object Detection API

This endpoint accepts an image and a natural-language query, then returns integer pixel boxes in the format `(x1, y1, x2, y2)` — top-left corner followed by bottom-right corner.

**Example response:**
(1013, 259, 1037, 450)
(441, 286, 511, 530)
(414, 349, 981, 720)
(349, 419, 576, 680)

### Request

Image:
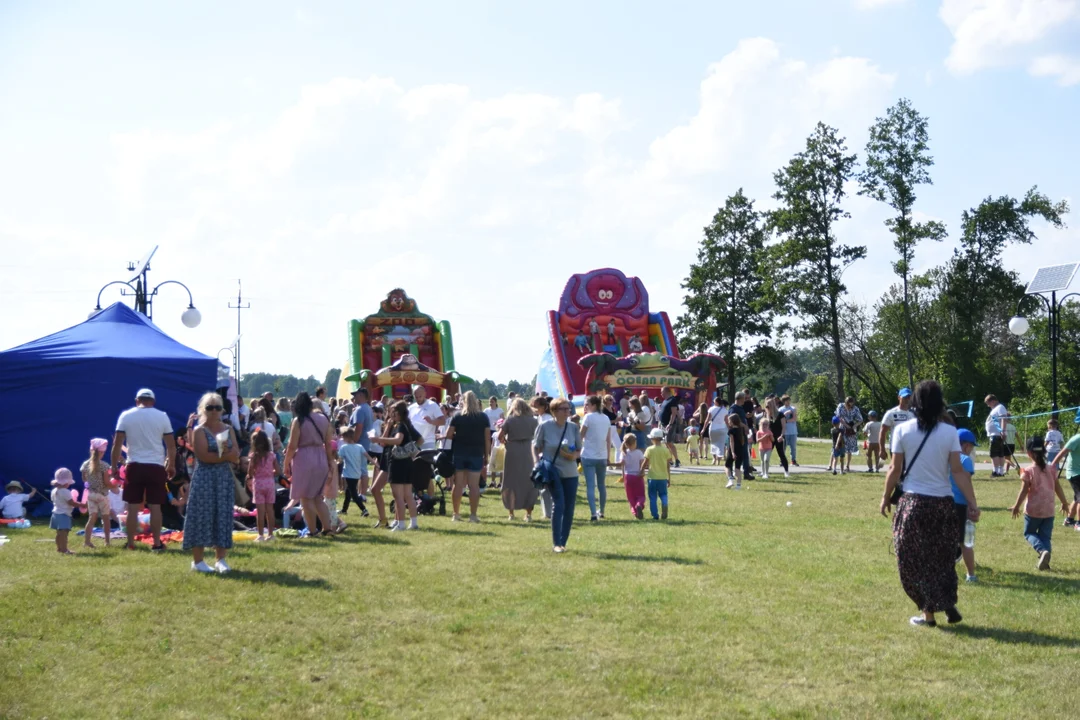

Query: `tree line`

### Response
(676, 98, 1076, 433)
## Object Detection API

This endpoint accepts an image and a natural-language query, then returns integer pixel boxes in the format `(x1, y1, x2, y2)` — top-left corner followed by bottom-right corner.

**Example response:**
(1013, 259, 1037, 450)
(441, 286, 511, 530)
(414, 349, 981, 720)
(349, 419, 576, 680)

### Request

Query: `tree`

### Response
(323, 368, 342, 393)
(676, 189, 774, 402)
(794, 374, 836, 437)
(767, 122, 864, 402)
(857, 98, 947, 389)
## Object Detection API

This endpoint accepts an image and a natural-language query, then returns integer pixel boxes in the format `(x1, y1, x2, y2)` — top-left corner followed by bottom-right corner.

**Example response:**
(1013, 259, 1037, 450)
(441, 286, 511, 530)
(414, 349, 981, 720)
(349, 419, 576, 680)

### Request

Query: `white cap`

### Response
(648, 428, 664, 440)
(136, 388, 155, 400)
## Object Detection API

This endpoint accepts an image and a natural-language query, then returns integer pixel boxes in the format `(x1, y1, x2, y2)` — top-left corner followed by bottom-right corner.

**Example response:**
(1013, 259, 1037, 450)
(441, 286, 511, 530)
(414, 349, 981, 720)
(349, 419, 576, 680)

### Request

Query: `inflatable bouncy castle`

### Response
(536, 268, 725, 406)
(336, 289, 471, 401)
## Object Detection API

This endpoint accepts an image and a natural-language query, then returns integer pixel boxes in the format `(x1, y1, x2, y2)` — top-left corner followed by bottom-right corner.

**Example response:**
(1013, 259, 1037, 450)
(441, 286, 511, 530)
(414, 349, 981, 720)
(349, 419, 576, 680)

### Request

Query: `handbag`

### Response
(889, 427, 932, 505)
(390, 423, 420, 460)
(530, 421, 569, 490)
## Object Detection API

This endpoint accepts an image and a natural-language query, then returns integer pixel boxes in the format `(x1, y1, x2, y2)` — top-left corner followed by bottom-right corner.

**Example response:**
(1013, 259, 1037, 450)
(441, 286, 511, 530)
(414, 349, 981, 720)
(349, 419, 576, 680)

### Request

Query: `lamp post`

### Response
(1009, 262, 1080, 414)
(90, 247, 201, 328)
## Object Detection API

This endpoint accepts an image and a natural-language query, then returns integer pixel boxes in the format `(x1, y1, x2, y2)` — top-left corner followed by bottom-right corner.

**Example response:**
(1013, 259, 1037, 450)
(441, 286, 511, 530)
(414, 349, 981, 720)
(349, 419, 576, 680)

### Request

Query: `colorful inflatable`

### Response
(336, 289, 472, 401)
(537, 268, 725, 405)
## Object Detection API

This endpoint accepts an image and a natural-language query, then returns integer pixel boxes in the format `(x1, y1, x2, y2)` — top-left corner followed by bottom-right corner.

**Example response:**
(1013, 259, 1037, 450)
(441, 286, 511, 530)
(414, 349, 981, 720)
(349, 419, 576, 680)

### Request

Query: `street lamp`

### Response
(90, 246, 201, 328)
(1008, 262, 1080, 414)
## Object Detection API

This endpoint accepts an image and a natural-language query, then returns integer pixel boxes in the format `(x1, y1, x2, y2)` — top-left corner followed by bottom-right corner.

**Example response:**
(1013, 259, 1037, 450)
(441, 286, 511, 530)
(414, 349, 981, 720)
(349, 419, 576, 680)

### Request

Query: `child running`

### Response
(641, 428, 672, 519)
(619, 434, 646, 519)
(1009, 436, 1070, 571)
(864, 411, 882, 473)
(686, 425, 701, 465)
(829, 416, 845, 475)
(50, 468, 86, 555)
(80, 438, 113, 547)
(756, 422, 774, 479)
(246, 429, 279, 542)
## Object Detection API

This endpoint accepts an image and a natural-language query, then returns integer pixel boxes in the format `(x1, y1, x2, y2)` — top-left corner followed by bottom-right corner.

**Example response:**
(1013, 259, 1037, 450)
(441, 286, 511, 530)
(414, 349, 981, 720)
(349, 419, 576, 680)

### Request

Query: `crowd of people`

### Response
(4, 378, 1079, 624)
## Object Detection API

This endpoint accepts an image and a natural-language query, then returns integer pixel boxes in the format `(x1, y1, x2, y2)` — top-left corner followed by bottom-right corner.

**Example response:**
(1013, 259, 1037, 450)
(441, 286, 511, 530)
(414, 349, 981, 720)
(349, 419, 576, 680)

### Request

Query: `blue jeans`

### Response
(1024, 515, 1054, 554)
(581, 458, 607, 518)
(283, 506, 305, 530)
(550, 476, 579, 547)
(648, 479, 668, 519)
(785, 434, 798, 463)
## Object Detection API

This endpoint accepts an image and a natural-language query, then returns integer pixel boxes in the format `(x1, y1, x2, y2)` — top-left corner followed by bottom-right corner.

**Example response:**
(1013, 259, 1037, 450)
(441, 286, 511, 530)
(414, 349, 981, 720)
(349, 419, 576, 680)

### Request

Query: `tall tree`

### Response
(767, 122, 864, 401)
(675, 189, 773, 401)
(857, 98, 947, 389)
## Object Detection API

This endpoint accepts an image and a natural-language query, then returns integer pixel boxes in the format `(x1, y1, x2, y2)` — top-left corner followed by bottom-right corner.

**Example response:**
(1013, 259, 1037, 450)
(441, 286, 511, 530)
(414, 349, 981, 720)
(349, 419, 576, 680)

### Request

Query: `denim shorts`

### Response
(454, 454, 484, 472)
(49, 513, 73, 531)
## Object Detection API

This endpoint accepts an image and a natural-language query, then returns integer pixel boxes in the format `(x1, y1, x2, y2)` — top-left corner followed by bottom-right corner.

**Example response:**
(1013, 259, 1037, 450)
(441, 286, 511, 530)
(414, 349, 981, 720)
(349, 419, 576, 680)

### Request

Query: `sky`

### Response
(1, 0, 1078, 386)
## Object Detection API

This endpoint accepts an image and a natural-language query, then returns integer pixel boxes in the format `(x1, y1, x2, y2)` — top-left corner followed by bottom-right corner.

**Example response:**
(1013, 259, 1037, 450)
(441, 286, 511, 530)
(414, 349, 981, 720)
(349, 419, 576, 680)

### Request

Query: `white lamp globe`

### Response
(181, 306, 202, 328)
(1008, 316, 1029, 336)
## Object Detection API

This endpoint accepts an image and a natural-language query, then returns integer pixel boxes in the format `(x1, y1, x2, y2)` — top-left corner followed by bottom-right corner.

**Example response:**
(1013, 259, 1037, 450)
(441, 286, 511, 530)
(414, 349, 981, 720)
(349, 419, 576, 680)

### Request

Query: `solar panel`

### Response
(1025, 263, 1079, 294)
(128, 245, 158, 283)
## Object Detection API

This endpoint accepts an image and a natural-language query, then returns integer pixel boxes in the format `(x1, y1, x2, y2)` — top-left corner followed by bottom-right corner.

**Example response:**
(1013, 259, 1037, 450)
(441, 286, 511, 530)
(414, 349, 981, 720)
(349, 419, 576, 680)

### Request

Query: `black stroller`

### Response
(389, 449, 447, 516)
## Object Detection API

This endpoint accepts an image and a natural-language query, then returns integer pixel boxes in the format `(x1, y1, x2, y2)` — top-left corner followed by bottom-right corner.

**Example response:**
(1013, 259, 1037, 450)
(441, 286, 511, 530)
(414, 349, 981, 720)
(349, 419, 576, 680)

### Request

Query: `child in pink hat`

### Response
(81, 438, 114, 548)
(50, 468, 86, 555)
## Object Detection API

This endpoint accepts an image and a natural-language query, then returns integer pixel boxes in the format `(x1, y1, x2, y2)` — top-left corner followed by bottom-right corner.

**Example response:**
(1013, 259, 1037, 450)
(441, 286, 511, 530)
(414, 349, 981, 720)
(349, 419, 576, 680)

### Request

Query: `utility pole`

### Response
(228, 280, 250, 382)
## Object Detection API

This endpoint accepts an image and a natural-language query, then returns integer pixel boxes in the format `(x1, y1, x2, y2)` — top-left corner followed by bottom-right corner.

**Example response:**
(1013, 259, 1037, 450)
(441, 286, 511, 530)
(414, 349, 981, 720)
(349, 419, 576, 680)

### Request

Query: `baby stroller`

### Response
(389, 449, 446, 516)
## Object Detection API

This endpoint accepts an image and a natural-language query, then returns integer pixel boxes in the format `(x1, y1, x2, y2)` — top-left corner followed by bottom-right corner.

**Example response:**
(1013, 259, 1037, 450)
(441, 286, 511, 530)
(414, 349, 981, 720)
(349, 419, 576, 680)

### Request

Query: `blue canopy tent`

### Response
(0, 303, 218, 514)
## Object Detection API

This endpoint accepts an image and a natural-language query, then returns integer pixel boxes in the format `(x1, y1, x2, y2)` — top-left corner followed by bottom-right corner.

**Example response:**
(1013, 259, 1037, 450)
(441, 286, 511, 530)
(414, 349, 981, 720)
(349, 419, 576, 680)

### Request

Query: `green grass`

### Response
(2, 453, 1078, 718)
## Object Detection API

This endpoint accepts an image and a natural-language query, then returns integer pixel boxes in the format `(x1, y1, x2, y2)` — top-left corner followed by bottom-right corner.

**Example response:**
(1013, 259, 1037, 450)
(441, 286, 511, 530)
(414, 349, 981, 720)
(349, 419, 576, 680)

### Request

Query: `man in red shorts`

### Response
(112, 388, 176, 551)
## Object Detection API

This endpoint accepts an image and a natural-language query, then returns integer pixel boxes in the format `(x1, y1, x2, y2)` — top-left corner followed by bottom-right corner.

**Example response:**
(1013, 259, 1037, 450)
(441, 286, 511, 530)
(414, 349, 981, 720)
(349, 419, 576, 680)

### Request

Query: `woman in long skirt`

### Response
(499, 399, 539, 521)
(183, 392, 241, 573)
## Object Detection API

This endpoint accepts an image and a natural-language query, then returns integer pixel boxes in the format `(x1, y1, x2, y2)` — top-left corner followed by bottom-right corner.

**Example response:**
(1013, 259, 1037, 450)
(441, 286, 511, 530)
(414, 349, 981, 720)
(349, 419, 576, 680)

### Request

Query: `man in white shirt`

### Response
(580, 395, 612, 521)
(314, 386, 332, 416)
(984, 394, 1010, 476)
(878, 387, 914, 468)
(408, 385, 446, 451)
(112, 388, 176, 551)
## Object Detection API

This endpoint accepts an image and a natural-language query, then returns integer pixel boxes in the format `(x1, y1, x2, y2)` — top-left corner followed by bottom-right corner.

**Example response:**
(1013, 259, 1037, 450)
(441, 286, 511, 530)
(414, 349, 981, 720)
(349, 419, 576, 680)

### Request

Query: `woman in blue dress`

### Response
(183, 392, 241, 574)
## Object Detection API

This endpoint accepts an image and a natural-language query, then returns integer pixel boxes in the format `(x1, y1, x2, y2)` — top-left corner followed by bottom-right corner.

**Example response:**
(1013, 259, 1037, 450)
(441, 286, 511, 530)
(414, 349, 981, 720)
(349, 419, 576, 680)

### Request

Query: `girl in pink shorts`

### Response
(619, 434, 646, 520)
(246, 430, 279, 541)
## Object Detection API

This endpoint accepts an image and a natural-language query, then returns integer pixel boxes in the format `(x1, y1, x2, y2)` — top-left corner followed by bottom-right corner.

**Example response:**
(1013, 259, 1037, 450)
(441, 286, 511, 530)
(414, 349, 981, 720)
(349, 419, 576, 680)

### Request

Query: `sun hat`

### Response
(897, 387, 912, 398)
(90, 438, 108, 454)
(957, 428, 978, 446)
(51, 468, 75, 487)
(648, 428, 664, 440)
(5, 480, 23, 492)
(136, 388, 155, 400)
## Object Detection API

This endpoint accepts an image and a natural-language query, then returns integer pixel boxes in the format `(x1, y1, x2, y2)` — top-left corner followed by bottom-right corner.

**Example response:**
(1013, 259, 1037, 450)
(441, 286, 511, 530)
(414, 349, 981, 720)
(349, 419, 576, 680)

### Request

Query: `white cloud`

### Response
(941, 0, 1080, 76)
(854, 0, 905, 8)
(1029, 54, 1080, 84)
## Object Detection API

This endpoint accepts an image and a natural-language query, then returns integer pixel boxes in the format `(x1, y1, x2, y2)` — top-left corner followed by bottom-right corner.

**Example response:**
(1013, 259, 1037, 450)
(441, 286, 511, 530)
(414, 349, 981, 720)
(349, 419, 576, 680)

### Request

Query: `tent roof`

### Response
(2, 302, 214, 362)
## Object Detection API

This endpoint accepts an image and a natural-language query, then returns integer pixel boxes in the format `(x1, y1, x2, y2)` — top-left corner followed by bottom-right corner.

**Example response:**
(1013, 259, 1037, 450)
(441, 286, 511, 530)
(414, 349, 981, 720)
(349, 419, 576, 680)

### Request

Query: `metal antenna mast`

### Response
(228, 280, 251, 381)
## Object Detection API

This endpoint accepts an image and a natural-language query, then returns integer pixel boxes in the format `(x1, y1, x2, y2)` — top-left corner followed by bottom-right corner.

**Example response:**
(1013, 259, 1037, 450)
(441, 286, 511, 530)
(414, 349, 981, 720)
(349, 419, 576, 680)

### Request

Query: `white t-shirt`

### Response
(580, 411, 612, 460)
(51, 487, 76, 516)
(0, 493, 31, 518)
(864, 421, 882, 444)
(891, 419, 961, 498)
(1046, 429, 1065, 456)
(108, 490, 127, 515)
(409, 399, 445, 448)
(880, 405, 914, 444)
(115, 406, 173, 465)
(622, 448, 644, 475)
(484, 407, 504, 433)
(368, 419, 383, 455)
(706, 406, 728, 436)
(637, 406, 653, 428)
(985, 404, 1008, 437)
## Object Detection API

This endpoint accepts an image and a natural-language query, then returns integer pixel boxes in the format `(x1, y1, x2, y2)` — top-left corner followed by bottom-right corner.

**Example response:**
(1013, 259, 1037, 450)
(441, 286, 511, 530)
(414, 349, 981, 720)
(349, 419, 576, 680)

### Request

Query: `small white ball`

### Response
(786, 501, 793, 507)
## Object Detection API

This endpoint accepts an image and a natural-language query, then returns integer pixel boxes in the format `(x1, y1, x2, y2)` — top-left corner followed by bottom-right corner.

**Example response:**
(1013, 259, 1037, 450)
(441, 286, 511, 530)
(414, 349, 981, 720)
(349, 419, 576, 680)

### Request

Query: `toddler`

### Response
(108, 482, 126, 527)
(50, 468, 86, 554)
(864, 411, 882, 473)
(337, 428, 369, 517)
(685, 425, 700, 465)
(829, 416, 845, 475)
(1, 480, 39, 520)
(246, 430, 279, 541)
(1003, 416, 1019, 473)
(619, 434, 646, 519)
(641, 428, 672, 520)
(81, 438, 113, 548)
(756, 424, 775, 479)
(1009, 435, 1069, 571)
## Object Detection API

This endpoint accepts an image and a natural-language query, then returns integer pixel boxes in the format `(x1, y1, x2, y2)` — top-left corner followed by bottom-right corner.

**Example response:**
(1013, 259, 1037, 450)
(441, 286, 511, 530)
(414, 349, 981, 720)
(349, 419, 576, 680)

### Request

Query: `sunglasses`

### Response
(205, 405, 223, 411)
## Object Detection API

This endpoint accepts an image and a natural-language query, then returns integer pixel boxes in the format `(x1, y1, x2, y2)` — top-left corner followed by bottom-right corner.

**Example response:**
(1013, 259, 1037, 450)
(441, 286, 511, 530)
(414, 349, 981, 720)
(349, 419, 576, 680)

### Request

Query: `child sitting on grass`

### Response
(641, 428, 672, 520)
(50, 468, 86, 555)
(619, 434, 646, 520)
(685, 425, 700, 465)
(829, 416, 845, 476)
(1009, 435, 1070, 571)
(1, 480, 40, 520)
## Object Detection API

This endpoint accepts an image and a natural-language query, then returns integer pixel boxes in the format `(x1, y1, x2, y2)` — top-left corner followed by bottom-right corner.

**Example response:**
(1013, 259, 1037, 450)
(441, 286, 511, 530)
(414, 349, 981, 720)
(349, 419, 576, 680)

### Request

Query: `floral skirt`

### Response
(893, 494, 959, 613)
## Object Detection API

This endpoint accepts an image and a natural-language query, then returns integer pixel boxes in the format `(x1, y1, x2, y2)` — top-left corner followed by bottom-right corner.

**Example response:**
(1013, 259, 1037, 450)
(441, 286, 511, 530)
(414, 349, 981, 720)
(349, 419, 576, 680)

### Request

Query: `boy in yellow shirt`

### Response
(642, 428, 672, 520)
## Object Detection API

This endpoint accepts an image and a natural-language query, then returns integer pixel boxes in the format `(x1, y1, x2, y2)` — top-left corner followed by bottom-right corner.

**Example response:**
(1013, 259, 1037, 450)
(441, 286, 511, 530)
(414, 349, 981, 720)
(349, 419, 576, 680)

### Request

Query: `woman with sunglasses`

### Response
(182, 392, 241, 573)
(533, 398, 582, 553)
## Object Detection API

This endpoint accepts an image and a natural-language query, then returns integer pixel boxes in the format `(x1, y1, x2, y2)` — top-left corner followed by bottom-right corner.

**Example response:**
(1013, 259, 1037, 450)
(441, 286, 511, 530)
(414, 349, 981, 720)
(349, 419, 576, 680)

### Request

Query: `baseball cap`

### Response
(957, 428, 978, 446)
(648, 428, 664, 439)
(897, 387, 912, 398)
(136, 388, 156, 400)
(1027, 435, 1045, 452)
(868, 410, 879, 418)
(831, 416, 840, 423)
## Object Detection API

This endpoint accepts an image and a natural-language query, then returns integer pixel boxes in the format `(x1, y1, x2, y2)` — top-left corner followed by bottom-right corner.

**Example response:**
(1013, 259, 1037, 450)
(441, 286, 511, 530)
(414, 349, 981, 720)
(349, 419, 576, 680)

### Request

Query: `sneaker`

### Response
(191, 561, 214, 573)
(661, 506, 668, 520)
(762, 473, 769, 480)
(674, 460, 681, 468)
(866, 468, 873, 473)
(553, 546, 565, 553)
(409, 519, 419, 530)
(390, 523, 404, 532)
(214, 560, 231, 574)
(634, 507, 643, 520)
(832, 470, 838, 476)
(1037, 550, 1051, 570)
(451, 514, 461, 522)
(726, 478, 735, 489)
(361, 509, 370, 518)
(784, 471, 790, 479)
(791, 461, 800, 467)
(965, 574, 978, 583)
(468, 515, 479, 524)
(909, 616, 937, 628)
(524, 514, 532, 523)
(590, 516, 598, 523)
(598, 511, 604, 519)
(944, 607, 963, 624)
(151, 543, 166, 553)
(735, 484, 742, 490)
(1064, 517, 1077, 527)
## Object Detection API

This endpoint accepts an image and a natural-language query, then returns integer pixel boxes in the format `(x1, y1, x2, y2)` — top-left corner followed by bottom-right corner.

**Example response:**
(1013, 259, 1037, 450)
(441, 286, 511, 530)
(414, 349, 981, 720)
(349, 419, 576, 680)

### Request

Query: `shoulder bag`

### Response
(889, 426, 932, 505)
(391, 423, 420, 460)
(530, 421, 569, 490)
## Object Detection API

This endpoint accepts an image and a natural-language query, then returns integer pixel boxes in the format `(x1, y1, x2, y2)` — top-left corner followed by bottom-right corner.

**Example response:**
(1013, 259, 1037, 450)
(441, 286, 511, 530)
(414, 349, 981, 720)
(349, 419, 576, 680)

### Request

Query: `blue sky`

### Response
(1, 0, 1077, 385)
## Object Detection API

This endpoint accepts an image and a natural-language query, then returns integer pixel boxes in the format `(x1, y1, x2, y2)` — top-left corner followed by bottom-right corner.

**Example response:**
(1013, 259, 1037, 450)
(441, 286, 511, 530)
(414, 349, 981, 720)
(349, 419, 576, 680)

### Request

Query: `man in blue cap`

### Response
(953, 428, 979, 582)
(878, 387, 914, 469)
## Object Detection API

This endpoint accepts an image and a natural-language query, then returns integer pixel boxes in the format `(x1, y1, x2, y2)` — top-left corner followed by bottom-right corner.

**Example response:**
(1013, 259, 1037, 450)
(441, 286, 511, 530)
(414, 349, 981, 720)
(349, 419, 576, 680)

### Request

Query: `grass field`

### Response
(2, 442, 1078, 718)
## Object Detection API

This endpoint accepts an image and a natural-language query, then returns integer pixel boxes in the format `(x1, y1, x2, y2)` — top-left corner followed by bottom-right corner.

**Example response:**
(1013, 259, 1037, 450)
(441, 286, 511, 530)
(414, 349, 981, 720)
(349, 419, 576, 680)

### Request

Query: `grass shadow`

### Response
(316, 532, 409, 545)
(943, 624, 1080, 647)
(982, 569, 1080, 594)
(418, 527, 497, 537)
(218, 570, 332, 589)
(579, 550, 706, 565)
